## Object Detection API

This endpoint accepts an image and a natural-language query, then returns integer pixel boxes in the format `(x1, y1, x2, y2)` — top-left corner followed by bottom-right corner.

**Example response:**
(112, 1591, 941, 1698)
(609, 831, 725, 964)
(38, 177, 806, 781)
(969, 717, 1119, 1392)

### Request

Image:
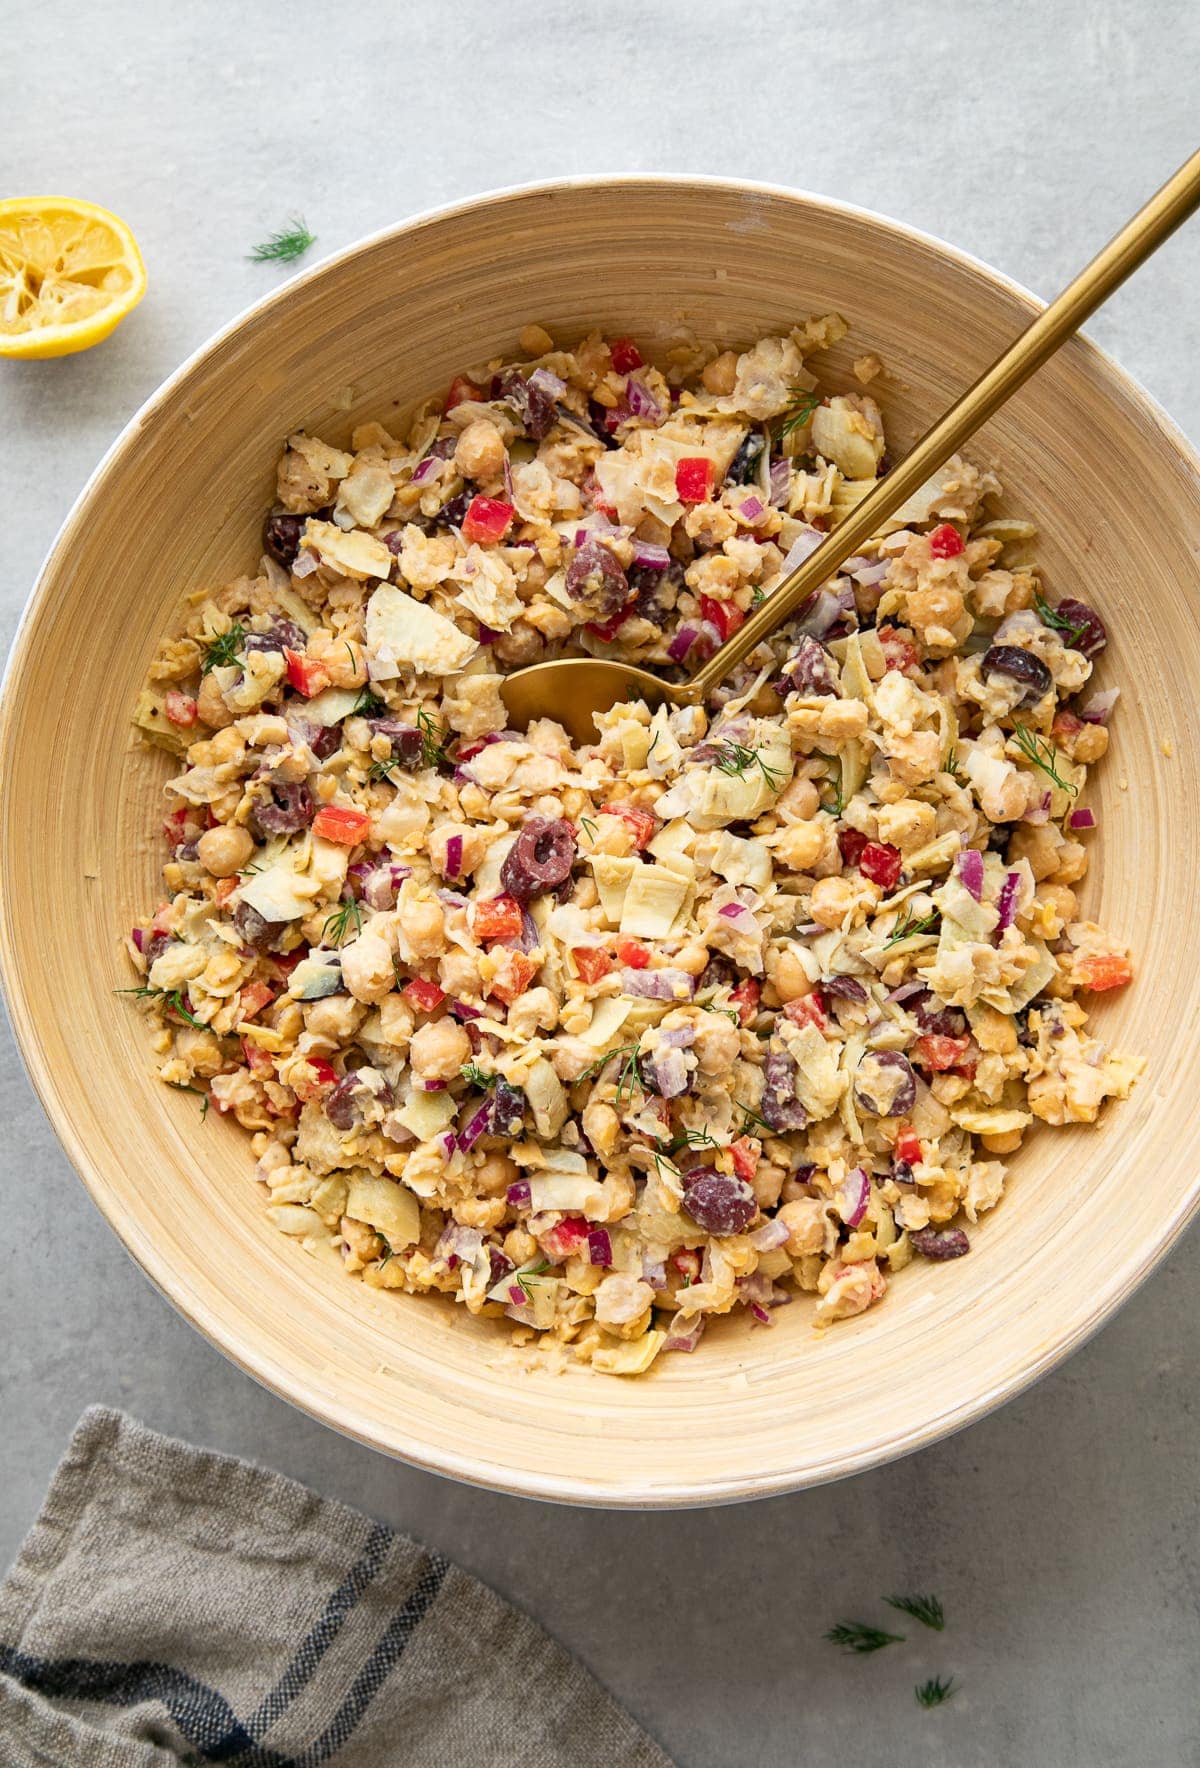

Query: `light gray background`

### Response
(3, 4, 1198, 1764)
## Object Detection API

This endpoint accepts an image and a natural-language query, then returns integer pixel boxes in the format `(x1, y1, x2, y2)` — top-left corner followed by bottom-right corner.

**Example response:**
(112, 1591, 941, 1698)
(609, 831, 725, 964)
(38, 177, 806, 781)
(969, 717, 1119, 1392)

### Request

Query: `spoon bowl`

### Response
(500, 656, 679, 743)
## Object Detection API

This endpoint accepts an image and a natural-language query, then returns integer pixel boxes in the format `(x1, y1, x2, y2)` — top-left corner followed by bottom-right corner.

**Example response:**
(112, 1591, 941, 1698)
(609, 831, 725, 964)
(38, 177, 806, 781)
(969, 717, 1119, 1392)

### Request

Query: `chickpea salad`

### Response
(127, 318, 1141, 1375)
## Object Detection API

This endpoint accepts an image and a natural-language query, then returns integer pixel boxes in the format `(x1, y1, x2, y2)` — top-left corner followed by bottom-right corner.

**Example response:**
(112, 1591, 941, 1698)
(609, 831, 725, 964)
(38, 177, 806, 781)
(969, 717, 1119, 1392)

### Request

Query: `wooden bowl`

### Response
(2, 179, 1196, 1506)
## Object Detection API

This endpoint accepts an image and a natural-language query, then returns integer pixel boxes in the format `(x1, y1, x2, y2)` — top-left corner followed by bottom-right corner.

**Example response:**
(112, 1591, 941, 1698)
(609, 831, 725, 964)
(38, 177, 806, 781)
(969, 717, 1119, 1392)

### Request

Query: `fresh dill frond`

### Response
(417, 705, 453, 769)
(169, 1082, 210, 1119)
(647, 730, 660, 757)
(344, 641, 358, 675)
(249, 217, 316, 264)
(915, 1675, 956, 1709)
(117, 986, 206, 1031)
(516, 1258, 550, 1298)
(885, 1593, 945, 1632)
(662, 1127, 721, 1156)
(736, 1102, 773, 1135)
(713, 740, 784, 792)
(778, 387, 821, 441)
(882, 909, 940, 951)
(700, 1001, 741, 1024)
(201, 622, 246, 674)
(945, 752, 961, 779)
(579, 816, 599, 841)
(352, 687, 386, 718)
(1012, 723, 1077, 796)
(460, 1061, 495, 1090)
(367, 757, 400, 784)
(377, 1235, 394, 1270)
(579, 1041, 646, 1106)
(825, 1621, 905, 1655)
(751, 586, 766, 608)
(322, 895, 364, 948)
(1033, 590, 1087, 648)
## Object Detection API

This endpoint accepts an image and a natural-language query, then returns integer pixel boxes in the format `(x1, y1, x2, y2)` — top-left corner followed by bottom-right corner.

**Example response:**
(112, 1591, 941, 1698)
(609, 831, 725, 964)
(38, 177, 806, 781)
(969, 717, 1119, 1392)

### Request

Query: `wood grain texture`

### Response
(1, 178, 1196, 1507)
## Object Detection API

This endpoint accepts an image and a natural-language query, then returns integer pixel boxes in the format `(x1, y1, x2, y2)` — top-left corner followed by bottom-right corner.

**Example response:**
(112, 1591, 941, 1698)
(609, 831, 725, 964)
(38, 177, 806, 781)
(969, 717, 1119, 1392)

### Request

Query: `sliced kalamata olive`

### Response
(325, 1071, 393, 1131)
(250, 781, 315, 838)
(233, 901, 274, 950)
(911, 990, 969, 1039)
(500, 817, 577, 901)
(910, 1225, 970, 1260)
(698, 953, 740, 992)
(629, 560, 683, 630)
(780, 634, 840, 698)
(823, 973, 870, 1004)
(987, 824, 1012, 855)
(727, 431, 766, 485)
(682, 1168, 758, 1236)
(491, 1080, 526, 1138)
(368, 718, 425, 769)
(980, 644, 1052, 706)
(309, 725, 342, 761)
(263, 510, 306, 567)
(1054, 597, 1107, 658)
(439, 490, 471, 528)
(854, 1050, 917, 1118)
(143, 932, 172, 970)
(565, 537, 630, 619)
(498, 369, 557, 441)
(892, 1158, 915, 1187)
(488, 1245, 515, 1287)
(245, 617, 309, 657)
(761, 1044, 808, 1132)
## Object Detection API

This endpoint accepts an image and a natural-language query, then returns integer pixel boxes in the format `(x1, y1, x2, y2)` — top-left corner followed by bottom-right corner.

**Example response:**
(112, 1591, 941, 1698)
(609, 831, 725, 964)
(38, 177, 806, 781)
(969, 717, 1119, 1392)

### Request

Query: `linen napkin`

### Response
(0, 1408, 674, 1767)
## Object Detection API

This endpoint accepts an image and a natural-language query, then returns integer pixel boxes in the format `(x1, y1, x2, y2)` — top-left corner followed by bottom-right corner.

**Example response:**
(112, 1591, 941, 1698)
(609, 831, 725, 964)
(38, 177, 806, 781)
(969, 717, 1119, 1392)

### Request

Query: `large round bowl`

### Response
(1, 179, 1195, 1506)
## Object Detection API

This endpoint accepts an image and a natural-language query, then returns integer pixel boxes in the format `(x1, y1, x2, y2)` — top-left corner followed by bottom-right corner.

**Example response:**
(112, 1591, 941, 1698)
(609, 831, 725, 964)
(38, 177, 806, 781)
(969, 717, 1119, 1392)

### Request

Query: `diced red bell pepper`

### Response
(1074, 952, 1133, 992)
(838, 827, 869, 867)
(403, 977, 446, 1014)
(472, 894, 524, 942)
(215, 875, 238, 908)
(541, 1215, 591, 1263)
(928, 523, 964, 559)
(237, 981, 275, 1020)
(585, 607, 633, 642)
(731, 1136, 760, 1182)
(312, 805, 371, 845)
(783, 993, 827, 1032)
(165, 691, 198, 727)
(700, 597, 746, 643)
(858, 842, 903, 891)
(894, 1125, 922, 1165)
(446, 375, 483, 410)
(878, 627, 921, 675)
(241, 1039, 276, 1079)
(601, 802, 658, 849)
(913, 1033, 973, 1072)
(616, 936, 651, 969)
(151, 902, 173, 934)
(284, 648, 331, 698)
(271, 947, 307, 975)
(490, 949, 540, 1005)
(671, 1248, 702, 1282)
(609, 337, 644, 374)
(729, 978, 760, 1025)
(162, 807, 191, 847)
(291, 1055, 337, 1102)
(675, 457, 714, 504)
(573, 947, 614, 985)
(462, 496, 514, 545)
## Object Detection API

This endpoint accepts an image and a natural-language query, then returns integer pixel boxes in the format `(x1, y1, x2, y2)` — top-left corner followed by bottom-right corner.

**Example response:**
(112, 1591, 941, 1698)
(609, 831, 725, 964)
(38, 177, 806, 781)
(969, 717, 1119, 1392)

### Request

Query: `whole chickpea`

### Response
(701, 350, 739, 395)
(402, 897, 446, 960)
(476, 1152, 519, 1196)
(774, 819, 827, 873)
(410, 1016, 472, 1081)
(196, 671, 234, 729)
(777, 774, 820, 820)
(673, 942, 711, 977)
(197, 823, 255, 878)
(503, 1226, 538, 1265)
(809, 875, 861, 930)
(766, 943, 812, 1003)
(454, 420, 507, 481)
(519, 323, 554, 355)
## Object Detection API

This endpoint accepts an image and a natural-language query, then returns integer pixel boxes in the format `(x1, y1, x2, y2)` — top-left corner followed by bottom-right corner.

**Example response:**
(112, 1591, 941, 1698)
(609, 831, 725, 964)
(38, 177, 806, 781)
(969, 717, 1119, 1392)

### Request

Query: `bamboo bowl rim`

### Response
(3, 176, 1199, 1506)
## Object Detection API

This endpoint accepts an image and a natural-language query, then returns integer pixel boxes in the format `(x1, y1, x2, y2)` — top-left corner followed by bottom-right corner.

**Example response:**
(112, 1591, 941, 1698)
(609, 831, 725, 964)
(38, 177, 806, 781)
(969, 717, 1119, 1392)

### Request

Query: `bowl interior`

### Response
(2, 179, 1196, 1505)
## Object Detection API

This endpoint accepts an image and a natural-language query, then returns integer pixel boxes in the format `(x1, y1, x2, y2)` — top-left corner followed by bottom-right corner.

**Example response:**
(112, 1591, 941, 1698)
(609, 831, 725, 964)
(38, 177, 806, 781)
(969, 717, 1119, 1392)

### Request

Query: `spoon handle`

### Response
(682, 144, 1200, 703)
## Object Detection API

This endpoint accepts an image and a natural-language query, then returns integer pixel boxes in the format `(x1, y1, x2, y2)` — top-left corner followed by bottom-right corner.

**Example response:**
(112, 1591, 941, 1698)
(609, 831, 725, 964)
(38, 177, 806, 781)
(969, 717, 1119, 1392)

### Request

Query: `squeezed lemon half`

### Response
(0, 196, 147, 359)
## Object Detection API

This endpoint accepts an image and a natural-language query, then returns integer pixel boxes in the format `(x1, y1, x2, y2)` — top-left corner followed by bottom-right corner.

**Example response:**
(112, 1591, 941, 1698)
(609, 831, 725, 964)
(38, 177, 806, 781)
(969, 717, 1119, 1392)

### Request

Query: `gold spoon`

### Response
(501, 147, 1200, 744)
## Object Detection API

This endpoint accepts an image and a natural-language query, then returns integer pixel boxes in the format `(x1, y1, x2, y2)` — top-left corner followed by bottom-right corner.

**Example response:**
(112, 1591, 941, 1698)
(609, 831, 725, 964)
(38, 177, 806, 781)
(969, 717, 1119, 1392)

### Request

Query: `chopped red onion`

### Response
(835, 1166, 871, 1228)
(667, 624, 699, 662)
(623, 378, 663, 423)
(642, 1257, 668, 1291)
(435, 1222, 483, 1268)
(779, 528, 825, 575)
(458, 1096, 494, 1152)
(769, 459, 791, 507)
(506, 1179, 531, 1207)
(292, 549, 320, 579)
(886, 980, 926, 1004)
(995, 871, 1020, 934)
(440, 1132, 458, 1157)
(477, 624, 499, 645)
(411, 455, 439, 485)
(420, 1078, 447, 1092)
(445, 834, 463, 879)
(1069, 807, 1096, 830)
(664, 1314, 706, 1352)
(749, 1218, 791, 1251)
(528, 366, 566, 399)
(630, 540, 672, 569)
(449, 998, 483, 1021)
(649, 1047, 691, 1099)
(738, 494, 765, 522)
(956, 849, 985, 900)
(748, 1302, 772, 1325)
(658, 1026, 696, 1049)
(847, 557, 889, 587)
(586, 1229, 613, 1267)
(621, 968, 695, 999)
(502, 452, 514, 504)
(718, 902, 753, 921)
(1078, 687, 1119, 725)
(131, 927, 145, 952)
(507, 1284, 527, 1307)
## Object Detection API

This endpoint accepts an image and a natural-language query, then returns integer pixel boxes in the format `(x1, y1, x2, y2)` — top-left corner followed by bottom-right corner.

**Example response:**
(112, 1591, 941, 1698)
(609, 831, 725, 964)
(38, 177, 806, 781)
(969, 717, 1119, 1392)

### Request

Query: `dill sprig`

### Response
(418, 706, 453, 768)
(713, 740, 784, 793)
(322, 895, 364, 948)
(1033, 590, 1087, 648)
(885, 1593, 945, 1632)
(579, 1041, 646, 1106)
(1012, 723, 1077, 796)
(915, 1675, 956, 1709)
(579, 816, 599, 842)
(778, 387, 821, 441)
(661, 1126, 721, 1157)
(117, 985, 206, 1031)
(249, 217, 316, 264)
(352, 687, 386, 718)
(750, 586, 766, 609)
(736, 1102, 773, 1135)
(882, 909, 940, 951)
(201, 622, 246, 674)
(169, 1082, 210, 1119)
(376, 1235, 394, 1270)
(700, 1001, 741, 1024)
(825, 1621, 905, 1655)
(460, 1061, 495, 1090)
(515, 1258, 550, 1299)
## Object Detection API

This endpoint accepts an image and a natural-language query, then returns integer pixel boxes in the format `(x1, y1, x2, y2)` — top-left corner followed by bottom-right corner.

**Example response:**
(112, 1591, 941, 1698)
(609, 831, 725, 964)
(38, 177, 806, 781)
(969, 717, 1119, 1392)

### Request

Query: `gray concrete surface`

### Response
(3, 3, 1199, 1764)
